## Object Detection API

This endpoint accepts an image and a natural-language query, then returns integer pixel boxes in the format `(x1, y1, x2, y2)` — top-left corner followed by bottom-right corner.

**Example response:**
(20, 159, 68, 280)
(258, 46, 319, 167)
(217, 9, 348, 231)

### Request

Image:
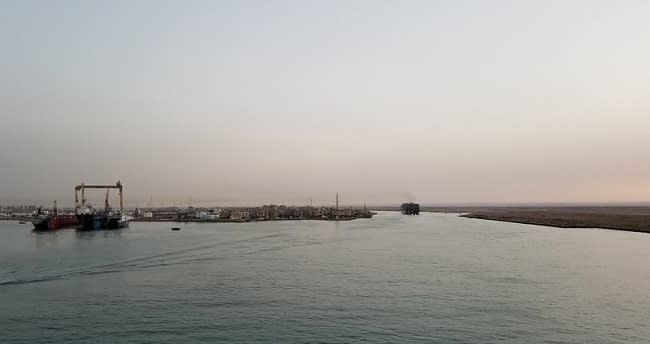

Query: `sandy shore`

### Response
(454, 207, 650, 233)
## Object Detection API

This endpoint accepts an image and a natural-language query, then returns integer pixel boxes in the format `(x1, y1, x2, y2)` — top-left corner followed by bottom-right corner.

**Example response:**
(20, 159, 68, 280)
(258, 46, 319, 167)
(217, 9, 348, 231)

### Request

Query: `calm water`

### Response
(1, 212, 649, 343)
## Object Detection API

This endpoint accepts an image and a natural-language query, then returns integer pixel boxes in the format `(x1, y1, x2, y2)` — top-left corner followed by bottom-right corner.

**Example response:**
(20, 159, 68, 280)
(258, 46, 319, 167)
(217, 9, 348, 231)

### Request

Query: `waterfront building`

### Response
(230, 210, 242, 220)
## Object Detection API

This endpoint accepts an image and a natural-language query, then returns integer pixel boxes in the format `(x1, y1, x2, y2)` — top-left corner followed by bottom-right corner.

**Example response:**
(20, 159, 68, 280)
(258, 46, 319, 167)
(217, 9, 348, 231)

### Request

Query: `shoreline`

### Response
(131, 214, 374, 223)
(9, 207, 650, 233)
(459, 208, 650, 234)
(2, 213, 376, 225)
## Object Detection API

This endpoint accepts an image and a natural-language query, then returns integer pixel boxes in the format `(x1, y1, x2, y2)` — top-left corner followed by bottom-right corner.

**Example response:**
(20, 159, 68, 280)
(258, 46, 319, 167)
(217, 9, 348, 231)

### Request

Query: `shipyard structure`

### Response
(74, 181, 128, 230)
(30, 181, 129, 231)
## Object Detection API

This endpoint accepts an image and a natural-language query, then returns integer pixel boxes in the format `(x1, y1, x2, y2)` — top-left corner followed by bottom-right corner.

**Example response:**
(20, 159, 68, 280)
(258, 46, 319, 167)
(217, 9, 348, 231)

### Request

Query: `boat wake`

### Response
(0, 232, 298, 287)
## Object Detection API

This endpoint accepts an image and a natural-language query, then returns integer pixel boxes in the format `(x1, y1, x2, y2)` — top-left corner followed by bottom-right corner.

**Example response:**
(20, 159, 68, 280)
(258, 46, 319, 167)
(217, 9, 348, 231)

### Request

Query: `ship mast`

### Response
(104, 189, 110, 213)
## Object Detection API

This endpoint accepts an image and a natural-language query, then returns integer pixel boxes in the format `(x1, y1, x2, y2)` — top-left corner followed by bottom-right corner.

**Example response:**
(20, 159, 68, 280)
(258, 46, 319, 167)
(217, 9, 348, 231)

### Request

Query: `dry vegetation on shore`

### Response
(456, 207, 650, 233)
(371, 205, 650, 233)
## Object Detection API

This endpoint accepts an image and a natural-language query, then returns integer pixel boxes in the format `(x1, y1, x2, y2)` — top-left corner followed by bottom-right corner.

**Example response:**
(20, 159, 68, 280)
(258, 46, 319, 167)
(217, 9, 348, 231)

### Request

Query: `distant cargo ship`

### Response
(401, 202, 420, 215)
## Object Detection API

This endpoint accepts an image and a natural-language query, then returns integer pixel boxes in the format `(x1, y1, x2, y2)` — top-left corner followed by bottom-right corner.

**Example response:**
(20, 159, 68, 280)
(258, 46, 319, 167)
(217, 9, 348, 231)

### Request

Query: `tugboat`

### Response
(400, 202, 420, 215)
(75, 181, 129, 230)
(31, 201, 79, 231)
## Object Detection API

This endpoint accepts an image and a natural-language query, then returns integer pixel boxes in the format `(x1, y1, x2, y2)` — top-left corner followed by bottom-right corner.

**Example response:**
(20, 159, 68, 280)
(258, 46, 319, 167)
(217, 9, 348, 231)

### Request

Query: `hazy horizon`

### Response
(2, 1, 649, 207)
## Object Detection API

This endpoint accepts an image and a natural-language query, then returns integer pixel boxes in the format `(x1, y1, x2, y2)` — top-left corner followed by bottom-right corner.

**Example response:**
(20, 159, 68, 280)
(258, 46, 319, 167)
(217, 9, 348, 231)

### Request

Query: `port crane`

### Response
(74, 181, 123, 214)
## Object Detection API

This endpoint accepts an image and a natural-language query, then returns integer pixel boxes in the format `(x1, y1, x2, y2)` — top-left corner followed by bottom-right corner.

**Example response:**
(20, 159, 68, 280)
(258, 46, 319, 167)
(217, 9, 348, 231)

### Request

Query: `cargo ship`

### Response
(401, 202, 420, 215)
(31, 214, 79, 231)
(31, 201, 80, 231)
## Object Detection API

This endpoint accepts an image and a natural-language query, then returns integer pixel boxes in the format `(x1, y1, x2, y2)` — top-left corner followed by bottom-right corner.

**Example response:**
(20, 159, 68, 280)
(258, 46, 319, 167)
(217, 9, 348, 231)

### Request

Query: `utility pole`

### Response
(336, 192, 339, 219)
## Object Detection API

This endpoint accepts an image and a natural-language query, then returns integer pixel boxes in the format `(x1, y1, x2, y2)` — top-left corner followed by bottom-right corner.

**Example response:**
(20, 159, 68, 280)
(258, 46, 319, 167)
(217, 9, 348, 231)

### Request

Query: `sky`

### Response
(1, 0, 649, 207)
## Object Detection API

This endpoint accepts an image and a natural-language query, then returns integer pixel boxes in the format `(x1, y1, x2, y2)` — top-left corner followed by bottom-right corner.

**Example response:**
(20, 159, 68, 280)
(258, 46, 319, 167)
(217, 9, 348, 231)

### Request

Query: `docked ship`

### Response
(31, 201, 80, 231)
(78, 213, 128, 230)
(75, 181, 129, 230)
(401, 202, 420, 215)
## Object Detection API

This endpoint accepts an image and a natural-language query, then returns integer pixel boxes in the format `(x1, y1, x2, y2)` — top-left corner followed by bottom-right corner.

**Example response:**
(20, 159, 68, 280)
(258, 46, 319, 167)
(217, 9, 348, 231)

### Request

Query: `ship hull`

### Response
(78, 214, 129, 230)
(31, 215, 79, 231)
(31, 217, 50, 231)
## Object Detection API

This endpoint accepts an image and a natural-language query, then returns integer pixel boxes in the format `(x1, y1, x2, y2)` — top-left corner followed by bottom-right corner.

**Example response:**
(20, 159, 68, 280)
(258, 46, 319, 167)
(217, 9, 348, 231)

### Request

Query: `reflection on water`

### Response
(30, 228, 66, 249)
(29, 226, 125, 243)
(74, 228, 124, 240)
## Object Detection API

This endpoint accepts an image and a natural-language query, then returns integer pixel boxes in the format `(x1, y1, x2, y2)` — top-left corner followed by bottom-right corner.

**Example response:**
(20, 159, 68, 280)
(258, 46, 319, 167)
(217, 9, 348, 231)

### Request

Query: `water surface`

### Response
(1, 212, 649, 343)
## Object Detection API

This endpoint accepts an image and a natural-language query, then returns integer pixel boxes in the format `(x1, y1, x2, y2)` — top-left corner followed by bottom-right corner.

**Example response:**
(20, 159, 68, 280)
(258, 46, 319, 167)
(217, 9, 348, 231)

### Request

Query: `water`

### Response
(1, 212, 649, 343)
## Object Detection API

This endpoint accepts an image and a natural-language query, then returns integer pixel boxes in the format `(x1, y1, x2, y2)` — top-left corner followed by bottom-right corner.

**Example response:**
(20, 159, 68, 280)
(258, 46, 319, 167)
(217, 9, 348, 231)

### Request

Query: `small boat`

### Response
(18, 221, 26, 224)
(171, 227, 181, 231)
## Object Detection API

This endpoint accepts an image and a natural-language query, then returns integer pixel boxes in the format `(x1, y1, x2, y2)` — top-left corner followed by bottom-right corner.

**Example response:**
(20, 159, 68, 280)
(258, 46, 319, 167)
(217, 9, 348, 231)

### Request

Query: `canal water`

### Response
(1, 212, 649, 343)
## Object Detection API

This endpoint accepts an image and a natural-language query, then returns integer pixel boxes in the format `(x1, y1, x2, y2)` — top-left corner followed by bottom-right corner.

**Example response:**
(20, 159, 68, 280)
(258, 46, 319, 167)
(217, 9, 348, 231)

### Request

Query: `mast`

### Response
(81, 183, 86, 209)
(105, 189, 110, 213)
(117, 180, 123, 214)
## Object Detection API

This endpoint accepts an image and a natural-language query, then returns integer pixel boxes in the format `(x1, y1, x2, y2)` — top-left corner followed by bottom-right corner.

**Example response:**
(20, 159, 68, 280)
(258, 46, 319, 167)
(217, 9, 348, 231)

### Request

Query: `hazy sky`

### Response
(1, 1, 649, 207)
